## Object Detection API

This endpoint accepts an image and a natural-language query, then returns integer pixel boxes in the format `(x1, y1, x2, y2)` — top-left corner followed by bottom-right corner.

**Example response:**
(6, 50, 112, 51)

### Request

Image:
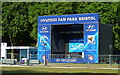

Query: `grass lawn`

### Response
(1, 66, 119, 75)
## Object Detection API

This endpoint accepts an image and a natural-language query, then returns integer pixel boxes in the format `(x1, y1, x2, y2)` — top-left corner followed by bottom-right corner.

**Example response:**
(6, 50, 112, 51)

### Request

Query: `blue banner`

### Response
(38, 13, 99, 25)
(38, 25, 51, 62)
(84, 23, 99, 63)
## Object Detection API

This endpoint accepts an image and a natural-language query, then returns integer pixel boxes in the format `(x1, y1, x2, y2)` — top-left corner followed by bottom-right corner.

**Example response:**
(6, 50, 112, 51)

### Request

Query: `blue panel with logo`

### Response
(83, 23, 99, 63)
(38, 25, 51, 62)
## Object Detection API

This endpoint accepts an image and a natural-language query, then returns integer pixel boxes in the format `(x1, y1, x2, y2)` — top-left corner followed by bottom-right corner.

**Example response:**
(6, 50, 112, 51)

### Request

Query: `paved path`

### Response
(46, 66, 119, 70)
(0, 64, 119, 70)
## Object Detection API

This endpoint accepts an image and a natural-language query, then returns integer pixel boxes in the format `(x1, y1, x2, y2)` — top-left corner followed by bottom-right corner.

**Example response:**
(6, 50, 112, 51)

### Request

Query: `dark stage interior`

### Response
(51, 24, 84, 57)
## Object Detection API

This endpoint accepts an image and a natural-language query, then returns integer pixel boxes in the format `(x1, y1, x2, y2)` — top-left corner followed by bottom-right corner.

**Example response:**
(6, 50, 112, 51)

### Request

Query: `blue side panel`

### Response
(84, 23, 99, 63)
(38, 25, 51, 62)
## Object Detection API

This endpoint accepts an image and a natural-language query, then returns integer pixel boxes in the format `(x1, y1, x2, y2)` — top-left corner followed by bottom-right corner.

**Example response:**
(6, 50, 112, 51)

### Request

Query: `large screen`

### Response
(69, 39, 84, 52)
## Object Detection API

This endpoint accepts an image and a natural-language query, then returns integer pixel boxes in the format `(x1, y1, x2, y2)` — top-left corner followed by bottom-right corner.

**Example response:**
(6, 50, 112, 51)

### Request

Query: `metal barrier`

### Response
(99, 55, 120, 64)
(29, 60, 40, 64)
(2, 59, 17, 65)
(50, 54, 82, 59)
(49, 54, 120, 64)
(2, 53, 120, 66)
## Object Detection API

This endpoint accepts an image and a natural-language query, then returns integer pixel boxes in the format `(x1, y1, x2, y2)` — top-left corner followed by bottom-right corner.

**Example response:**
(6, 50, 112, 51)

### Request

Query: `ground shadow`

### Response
(2, 70, 118, 75)
(2, 73, 118, 75)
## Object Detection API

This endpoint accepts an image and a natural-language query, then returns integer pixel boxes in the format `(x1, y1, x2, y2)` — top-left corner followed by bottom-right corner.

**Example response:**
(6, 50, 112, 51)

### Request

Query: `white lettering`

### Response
(40, 18, 57, 22)
(79, 17, 96, 20)
(58, 18, 66, 21)
(67, 17, 77, 21)
(61, 59, 77, 62)
(40, 16, 96, 23)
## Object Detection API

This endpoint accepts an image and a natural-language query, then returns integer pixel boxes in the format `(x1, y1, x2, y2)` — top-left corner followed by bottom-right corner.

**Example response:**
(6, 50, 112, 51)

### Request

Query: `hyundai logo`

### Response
(87, 25, 94, 29)
(41, 26, 48, 31)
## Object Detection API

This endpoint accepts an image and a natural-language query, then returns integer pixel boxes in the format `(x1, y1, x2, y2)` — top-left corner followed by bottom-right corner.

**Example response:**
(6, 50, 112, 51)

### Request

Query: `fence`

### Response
(99, 55, 120, 64)
(1, 53, 120, 65)
(50, 54, 82, 59)
(49, 54, 120, 64)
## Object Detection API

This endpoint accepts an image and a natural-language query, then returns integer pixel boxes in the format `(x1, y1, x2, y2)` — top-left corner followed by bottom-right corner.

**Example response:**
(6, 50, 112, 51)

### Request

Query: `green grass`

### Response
(1, 63, 119, 75)
(1, 66, 119, 75)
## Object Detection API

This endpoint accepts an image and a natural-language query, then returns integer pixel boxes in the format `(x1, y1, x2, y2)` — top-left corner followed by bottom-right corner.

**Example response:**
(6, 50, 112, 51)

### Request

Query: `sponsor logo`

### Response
(88, 55, 94, 60)
(86, 25, 96, 31)
(40, 35, 48, 47)
(78, 43, 84, 50)
(56, 59, 60, 62)
(70, 45, 77, 50)
(87, 35, 95, 44)
(87, 25, 94, 29)
(56, 59, 77, 63)
(40, 26, 49, 33)
(69, 43, 84, 51)
(41, 26, 48, 31)
(61, 59, 77, 62)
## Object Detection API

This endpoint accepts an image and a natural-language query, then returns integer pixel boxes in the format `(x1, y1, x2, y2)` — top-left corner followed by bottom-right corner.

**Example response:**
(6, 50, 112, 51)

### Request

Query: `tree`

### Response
(28, 2, 74, 46)
(2, 2, 32, 46)
(113, 26, 120, 49)
(76, 2, 119, 49)
(2, 2, 120, 50)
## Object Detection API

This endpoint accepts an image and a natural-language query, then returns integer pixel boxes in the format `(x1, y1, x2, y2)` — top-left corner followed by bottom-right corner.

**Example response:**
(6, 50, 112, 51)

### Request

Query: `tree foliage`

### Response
(2, 2, 33, 46)
(2, 2, 120, 49)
